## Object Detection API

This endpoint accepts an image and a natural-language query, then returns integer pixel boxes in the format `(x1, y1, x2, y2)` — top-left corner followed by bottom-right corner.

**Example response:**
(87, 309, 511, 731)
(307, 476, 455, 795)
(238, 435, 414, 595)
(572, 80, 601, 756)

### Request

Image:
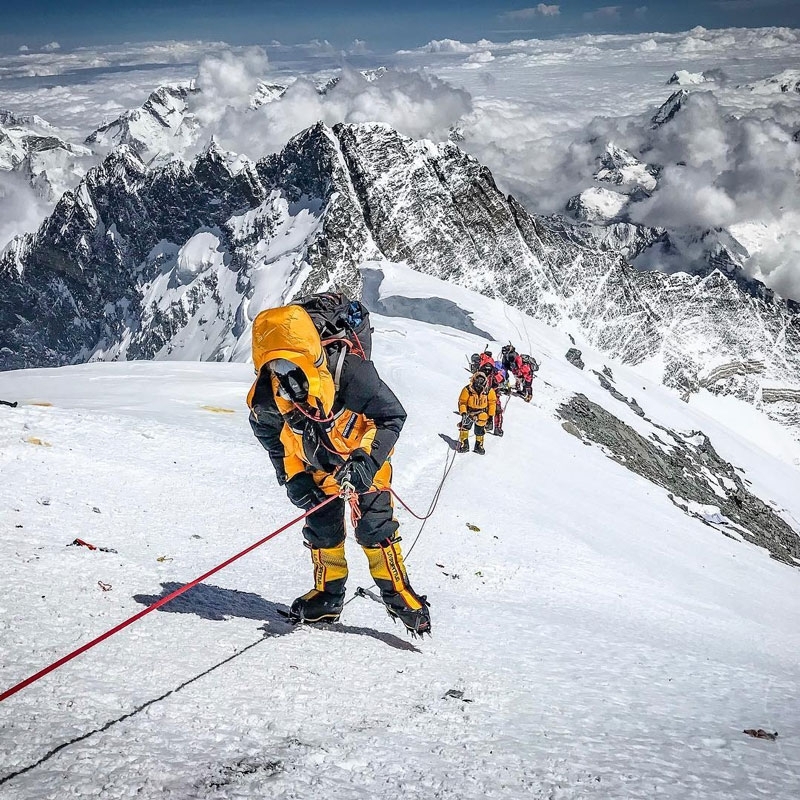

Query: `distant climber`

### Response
(501, 343, 538, 403)
(489, 360, 508, 436)
(457, 371, 497, 455)
(500, 343, 517, 374)
(469, 348, 495, 374)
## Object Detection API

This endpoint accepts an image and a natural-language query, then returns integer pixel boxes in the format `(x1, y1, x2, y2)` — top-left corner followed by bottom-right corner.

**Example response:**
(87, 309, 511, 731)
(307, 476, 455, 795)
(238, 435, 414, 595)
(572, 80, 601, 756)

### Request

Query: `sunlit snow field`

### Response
(2, 269, 799, 799)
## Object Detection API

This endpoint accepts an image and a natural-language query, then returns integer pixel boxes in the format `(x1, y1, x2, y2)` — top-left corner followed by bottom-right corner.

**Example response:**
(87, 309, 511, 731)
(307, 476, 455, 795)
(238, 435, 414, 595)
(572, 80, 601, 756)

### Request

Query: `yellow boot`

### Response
(458, 428, 470, 453)
(289, 541, 348, 623)
(363, 536, 431, 635)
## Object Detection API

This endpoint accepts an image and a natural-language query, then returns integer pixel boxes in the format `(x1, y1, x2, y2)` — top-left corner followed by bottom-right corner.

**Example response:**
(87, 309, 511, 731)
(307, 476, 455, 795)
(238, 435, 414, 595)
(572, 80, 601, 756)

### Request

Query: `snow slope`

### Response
(1, 265, 799, 799)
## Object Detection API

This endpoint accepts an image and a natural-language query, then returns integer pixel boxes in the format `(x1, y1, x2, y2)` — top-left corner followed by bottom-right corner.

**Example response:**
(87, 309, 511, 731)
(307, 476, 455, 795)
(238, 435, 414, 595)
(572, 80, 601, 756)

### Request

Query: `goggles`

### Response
(268, 359, 310, 403)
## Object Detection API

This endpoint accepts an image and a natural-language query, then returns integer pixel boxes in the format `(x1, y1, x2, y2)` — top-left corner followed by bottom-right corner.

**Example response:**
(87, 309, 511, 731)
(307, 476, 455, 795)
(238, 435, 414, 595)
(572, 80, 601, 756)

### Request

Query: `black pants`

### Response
(300, 489, 399, 548)
(460, 415, 486, 436)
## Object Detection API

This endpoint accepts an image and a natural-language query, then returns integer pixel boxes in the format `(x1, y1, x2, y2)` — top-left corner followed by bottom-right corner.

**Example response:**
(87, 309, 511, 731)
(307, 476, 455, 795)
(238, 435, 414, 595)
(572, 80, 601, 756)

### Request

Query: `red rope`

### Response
(345, 489, 362, 528)
(291, 400, 336, 423)
(1, 481, 441, 704)
(0, 494, 341, 704)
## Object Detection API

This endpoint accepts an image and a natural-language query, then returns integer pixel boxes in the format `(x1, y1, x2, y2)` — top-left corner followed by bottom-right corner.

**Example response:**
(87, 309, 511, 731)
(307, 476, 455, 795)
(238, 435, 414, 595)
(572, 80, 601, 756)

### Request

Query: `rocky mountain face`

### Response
(1, 121, 799, 432)
(562, 86, 797, 308)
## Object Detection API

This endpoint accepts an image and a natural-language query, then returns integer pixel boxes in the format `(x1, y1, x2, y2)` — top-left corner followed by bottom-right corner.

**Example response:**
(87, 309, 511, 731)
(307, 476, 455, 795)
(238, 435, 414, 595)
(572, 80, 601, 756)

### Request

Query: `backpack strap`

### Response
(322, 339, 350, 391)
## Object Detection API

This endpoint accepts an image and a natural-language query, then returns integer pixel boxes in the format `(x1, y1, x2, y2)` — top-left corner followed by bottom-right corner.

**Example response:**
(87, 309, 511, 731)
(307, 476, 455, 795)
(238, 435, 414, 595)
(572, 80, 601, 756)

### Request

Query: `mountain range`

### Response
(1, 118, 798, 435)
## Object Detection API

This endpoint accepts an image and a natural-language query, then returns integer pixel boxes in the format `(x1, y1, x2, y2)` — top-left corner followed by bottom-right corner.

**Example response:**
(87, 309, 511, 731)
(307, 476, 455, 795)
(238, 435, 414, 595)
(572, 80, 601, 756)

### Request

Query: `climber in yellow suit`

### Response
(247, 303, 430, 636)
(457, 371, 497, 455)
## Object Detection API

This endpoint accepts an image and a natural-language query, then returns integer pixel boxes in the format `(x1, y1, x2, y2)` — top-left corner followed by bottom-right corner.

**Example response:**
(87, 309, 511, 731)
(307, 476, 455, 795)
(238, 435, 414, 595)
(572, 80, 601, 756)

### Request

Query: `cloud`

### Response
(740, 219, 800, 300)
(193, 47, 270, 126)
(348, 39, 370, 55)
(412, 38, 476, 54)
(583, 6, 622, 20)
(0, 40, 248, 84)
(204, 65, 472, 161)
(501, 4, 560, 21)
(631, 167, 738, 229)
(467, 51, 495, 64)
(0, 173, 51, 251)
(634, 6, 648, 17)
(18, 45, 29, 53)
(305, 39, 336, 55)
(2, 30, 800, 298)
(42, 42, 61, 52)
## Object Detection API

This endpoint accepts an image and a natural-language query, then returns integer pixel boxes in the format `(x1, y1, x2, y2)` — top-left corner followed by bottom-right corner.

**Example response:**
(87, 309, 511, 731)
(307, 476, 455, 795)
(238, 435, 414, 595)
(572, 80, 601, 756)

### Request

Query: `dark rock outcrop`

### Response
(566, 348, 585, 370)
(558, 393, 800, 566)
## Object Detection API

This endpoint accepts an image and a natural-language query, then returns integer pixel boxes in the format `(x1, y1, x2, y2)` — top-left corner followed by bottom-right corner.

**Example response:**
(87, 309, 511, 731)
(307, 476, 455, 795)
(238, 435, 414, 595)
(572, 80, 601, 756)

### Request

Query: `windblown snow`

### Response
(1, 265, 799, 799)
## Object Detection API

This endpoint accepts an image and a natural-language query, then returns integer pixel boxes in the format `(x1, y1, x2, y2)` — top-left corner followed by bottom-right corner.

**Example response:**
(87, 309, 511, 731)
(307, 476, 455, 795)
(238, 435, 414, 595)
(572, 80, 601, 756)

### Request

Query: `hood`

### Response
(250, 304, 335, 413)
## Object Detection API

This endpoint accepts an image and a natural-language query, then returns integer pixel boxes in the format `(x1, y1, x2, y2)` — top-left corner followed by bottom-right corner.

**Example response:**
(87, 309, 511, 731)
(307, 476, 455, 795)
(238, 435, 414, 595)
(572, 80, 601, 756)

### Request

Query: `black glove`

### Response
(337, 449, 380, 493)
(461, 412, 471, 427)
(485, 417, 493, 431)
(285, 472, 327, 511)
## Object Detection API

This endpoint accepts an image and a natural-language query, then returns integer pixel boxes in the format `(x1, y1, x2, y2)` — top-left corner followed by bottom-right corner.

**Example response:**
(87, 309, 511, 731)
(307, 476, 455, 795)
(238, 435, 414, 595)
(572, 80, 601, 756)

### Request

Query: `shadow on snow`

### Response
(133, 581, 293, 624)
(0, 584, 418, 787)
(132, 581, 420, 652)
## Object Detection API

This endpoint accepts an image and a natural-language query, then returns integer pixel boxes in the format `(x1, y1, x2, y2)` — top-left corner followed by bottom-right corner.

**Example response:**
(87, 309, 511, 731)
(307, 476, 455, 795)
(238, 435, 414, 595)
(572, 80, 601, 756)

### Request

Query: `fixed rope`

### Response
(396, 445, 457, 558)
(2, 446, 458, 703)
(0, 494, 342, 705)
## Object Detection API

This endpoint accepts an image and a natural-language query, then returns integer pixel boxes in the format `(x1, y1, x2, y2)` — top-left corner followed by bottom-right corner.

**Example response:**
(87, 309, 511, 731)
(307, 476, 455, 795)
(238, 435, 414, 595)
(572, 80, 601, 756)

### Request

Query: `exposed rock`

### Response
(1, 121, 799, 439)
(448, 126, 465, 143)
(561, 420, 583, 439)
(593, 370, 645, 417)
(762, 388, 800, 404)
(566, 349, 585, 370)
(651, 90, 689, 126)
(699, 360, 764, 390)
(538, 214, 666, 262)
(594, 143, 658, 193)
(558, 393, 800, 565)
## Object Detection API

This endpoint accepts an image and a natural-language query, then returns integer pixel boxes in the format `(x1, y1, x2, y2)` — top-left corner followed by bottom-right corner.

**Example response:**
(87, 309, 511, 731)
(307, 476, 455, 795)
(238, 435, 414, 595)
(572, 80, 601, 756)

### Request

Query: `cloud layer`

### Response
(195, 63, 472, 160)
(1, 26, 799, 298)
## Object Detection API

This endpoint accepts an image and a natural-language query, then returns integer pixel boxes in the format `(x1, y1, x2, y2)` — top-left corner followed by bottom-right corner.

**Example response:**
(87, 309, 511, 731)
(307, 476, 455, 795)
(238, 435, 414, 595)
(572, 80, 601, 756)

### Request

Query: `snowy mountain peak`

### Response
(0, 112, 93, 200)
(594, 143, 659, 193)
(85, 84, 200, 166)
(666, 70, 707, 86)
(317, 66, 389, 95)
(0, 109, 53, 129)
(566, 187, 628, 223)
(249, 81, 287, 110)
(743, 68, 800, 94)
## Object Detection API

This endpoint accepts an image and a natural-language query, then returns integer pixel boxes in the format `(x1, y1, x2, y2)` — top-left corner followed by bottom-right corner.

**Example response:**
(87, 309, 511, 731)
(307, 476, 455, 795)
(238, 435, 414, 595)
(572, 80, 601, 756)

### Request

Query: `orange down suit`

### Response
(458, 385, 497, 428)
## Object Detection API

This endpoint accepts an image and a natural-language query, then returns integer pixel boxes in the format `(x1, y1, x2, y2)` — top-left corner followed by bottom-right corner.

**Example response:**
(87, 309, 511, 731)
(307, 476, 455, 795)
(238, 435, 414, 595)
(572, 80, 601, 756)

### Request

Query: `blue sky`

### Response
(2, 0, 799, 53)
